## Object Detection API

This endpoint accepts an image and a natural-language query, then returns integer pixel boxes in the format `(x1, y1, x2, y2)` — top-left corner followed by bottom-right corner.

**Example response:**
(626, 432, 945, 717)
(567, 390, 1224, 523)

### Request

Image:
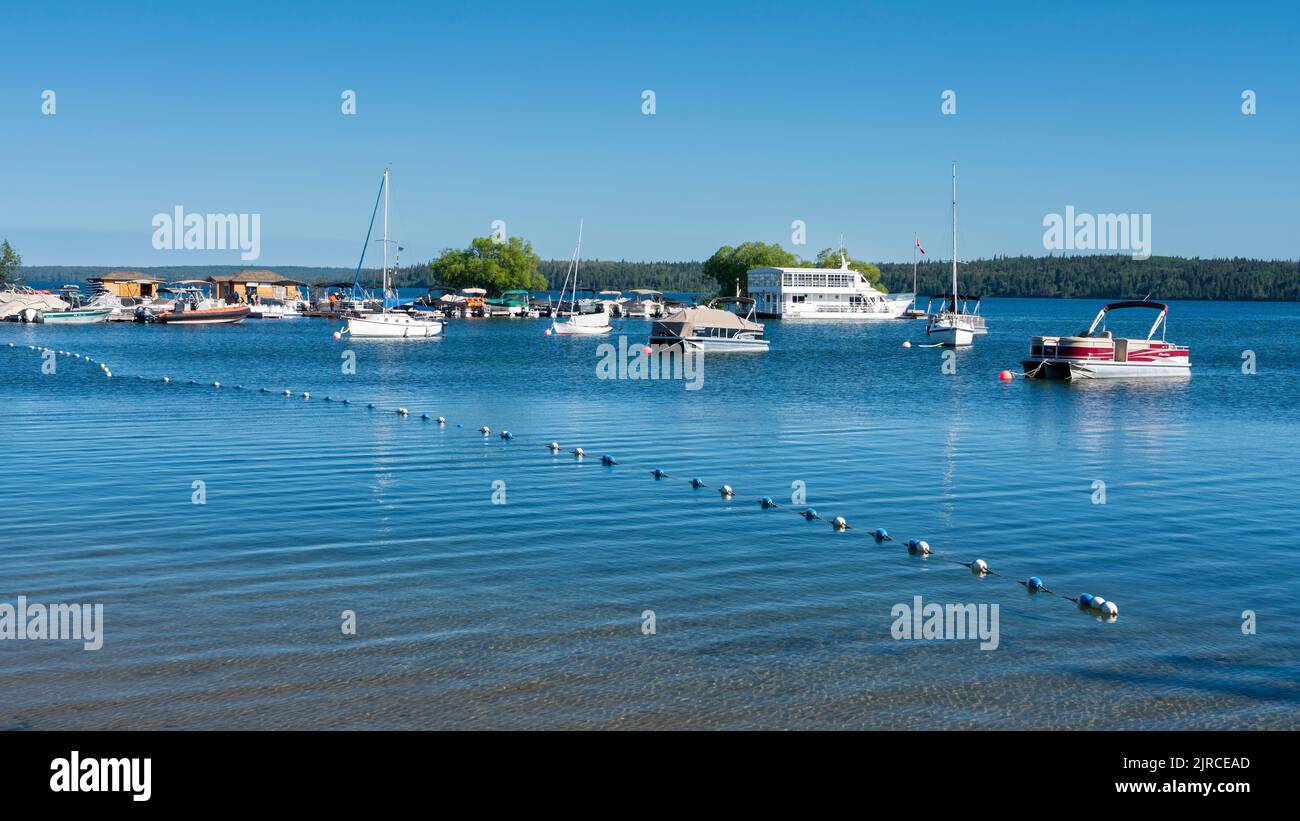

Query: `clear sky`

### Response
(2, 0, 1297, 267)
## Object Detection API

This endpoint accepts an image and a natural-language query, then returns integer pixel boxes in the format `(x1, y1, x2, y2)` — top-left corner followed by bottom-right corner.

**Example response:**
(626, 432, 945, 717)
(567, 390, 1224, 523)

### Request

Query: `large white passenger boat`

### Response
(746, 258, 912, 320)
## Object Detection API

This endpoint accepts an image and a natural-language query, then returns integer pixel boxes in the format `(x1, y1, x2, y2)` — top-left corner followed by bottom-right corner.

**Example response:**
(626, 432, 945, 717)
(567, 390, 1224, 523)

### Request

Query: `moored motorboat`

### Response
(1021, 300, 1190, 379)
(650, 297, 769, 352)
(33, 286, 111, 324)
(149, 282, 250, 324)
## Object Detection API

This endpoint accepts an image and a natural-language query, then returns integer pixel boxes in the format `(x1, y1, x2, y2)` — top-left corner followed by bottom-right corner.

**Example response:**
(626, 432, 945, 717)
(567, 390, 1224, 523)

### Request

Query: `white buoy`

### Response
(103, 370, 112, 378)
(397, 407, 409, 416)
(480, 425, 490, 435)
(832, 516, 850, 531)
(1090, 596, 1107, 610)
(163, 376, 171, 383)
(1101, 600, 1118, 617)
(437, 416, 446, 425)
(573, 447, 585, 458)
(971, 559, 989, 575)
(549, 442, 560, 452)
(283, 389, 291, 396)
(302, 392, 310, 399)
(720, 484, 735, 498)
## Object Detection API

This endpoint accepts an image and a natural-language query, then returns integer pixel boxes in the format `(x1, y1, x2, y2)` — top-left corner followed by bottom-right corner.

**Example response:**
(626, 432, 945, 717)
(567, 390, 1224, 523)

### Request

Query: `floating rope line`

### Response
(4, 342, 1119, 621)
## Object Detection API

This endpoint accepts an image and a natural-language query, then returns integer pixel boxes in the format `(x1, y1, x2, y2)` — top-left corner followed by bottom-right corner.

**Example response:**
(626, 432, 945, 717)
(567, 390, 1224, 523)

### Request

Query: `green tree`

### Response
(0, 239, 21, 284)
(426, 236, 547, 295)
(703, 241, 801, 296)
(813, 246, 883, 288)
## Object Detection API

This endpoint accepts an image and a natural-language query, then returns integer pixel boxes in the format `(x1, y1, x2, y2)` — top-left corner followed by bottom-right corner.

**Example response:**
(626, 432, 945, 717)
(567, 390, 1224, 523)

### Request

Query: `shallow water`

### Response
(1, 297, 1297, 729)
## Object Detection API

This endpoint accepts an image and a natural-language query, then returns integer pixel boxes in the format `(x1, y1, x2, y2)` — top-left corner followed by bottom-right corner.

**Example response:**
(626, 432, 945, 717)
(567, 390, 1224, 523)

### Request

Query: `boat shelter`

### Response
(88, 271, 165, 298)
(208, 270, 306, 304)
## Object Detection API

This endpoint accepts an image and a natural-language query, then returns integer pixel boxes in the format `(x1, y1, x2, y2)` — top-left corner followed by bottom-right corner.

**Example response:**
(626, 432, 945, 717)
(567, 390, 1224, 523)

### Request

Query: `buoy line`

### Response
(5, 342, 1120, 621)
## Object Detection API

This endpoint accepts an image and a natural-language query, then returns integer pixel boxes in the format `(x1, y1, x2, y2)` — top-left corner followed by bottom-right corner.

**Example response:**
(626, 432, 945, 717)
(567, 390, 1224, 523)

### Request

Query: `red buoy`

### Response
(999, 370, 1013, 381)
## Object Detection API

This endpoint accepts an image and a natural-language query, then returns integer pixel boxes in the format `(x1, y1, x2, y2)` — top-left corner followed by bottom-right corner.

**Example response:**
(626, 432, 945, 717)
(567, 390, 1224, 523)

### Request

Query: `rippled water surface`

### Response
(2, 298, 1297, 729)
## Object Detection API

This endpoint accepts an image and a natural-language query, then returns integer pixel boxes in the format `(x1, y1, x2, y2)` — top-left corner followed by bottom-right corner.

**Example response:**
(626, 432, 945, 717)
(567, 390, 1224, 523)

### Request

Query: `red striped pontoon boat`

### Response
(1021, 300, 1190, 380)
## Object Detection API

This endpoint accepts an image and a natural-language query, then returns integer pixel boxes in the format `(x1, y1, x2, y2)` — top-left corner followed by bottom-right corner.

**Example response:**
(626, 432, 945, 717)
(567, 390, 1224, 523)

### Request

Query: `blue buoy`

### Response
(367, 403, 375, 409)
(500, 431, 513, 440)
(907, 538, 931, 555)
(873, 528, 891, 543)
(1026, 576, 1044, 592)
(651, 468, 667, 479)
(420, 413, 428, 420)
(600, 454, 616, 466)
(759, 497, 777, 509)
(342, 399, 350, 405)
(1078, 593, 1095, 608)
(689, 477, 705, 488)
(801, 508, 819, 521)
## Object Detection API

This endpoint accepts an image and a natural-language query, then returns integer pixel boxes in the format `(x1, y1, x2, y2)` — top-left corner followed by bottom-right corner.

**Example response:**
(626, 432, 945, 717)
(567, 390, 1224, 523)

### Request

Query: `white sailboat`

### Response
(926, 161, 986, 346)
(344, 168, 444, 339)
(550, 219, 612, 336)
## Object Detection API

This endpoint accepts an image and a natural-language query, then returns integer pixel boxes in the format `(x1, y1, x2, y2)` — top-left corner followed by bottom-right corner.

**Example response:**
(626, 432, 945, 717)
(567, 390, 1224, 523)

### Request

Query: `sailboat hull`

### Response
(346, 313, 444, 338)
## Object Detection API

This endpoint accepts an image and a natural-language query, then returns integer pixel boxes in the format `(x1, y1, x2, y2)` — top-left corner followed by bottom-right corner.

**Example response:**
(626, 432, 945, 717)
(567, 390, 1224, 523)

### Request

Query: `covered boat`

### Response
(649, 298, 769, 352)
(1021, 300, 1190, 379)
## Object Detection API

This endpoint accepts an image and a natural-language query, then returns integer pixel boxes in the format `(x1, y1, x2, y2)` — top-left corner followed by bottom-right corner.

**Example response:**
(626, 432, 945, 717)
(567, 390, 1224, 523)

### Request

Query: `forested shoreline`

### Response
(14, 255, 1299, 301)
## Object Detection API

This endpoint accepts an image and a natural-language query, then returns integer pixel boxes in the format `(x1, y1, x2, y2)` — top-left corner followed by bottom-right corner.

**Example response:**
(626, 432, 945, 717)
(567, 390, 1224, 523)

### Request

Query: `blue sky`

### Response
(1, 0, 1297, 266)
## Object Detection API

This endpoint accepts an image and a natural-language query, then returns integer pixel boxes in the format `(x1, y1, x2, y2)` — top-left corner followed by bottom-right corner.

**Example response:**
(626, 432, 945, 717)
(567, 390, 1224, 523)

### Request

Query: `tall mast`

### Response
(382, 167, 390, 311)
(951, 161, 958, 307)
(574, 218, 584, 294)
(913, 231, 918, 298)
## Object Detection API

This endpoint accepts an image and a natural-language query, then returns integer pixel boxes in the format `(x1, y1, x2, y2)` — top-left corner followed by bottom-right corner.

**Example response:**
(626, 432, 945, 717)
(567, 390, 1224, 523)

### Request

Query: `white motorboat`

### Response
(248, 298, 304, 319)
(650, 297, 770, 352)
(2, 284, 69, 321)
(550, 220, 612, 336)
(32, 286, 111, 324)
(343, 168, 444, 339)
(621, 289, 665, 319)
(1021, 300, 1190, 379)
(925, 161, 986, 346)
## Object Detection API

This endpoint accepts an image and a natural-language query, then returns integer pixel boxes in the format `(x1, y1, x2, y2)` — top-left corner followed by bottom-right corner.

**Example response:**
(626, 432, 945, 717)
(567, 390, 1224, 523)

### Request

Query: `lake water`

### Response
(1, 297, 1297, 729)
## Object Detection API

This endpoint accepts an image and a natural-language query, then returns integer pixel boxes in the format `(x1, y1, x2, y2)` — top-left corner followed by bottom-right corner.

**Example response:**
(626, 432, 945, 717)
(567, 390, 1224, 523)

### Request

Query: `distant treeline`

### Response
(389, 259, 715, 293)
(18, 256, 1300, 301)
(878, 255, 1300, 301)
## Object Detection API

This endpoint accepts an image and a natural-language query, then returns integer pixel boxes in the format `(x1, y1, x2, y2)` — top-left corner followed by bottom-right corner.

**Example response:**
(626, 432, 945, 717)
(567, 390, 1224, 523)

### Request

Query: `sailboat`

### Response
(926, 162, 987, 346)
(343, 168, 444, 339)
(550, 220, 612, 336)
